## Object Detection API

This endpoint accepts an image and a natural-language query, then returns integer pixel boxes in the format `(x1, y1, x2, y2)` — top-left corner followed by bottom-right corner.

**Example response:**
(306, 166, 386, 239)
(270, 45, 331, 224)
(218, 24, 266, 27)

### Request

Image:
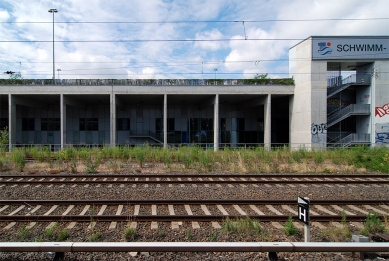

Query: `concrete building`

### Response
(290, 36, 389, 148)
(0, 36, 388, 150)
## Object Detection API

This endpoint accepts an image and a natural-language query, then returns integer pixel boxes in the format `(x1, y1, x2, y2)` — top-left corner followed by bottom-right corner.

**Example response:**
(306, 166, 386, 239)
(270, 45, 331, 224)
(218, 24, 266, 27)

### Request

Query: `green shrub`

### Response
(284, 216, 299, 236)
(363, 212, 385, 234)
(89, 232, 101, 242)
(58, 230, 69, 241)
(16, 227, 30, 241)
(124, 228, 136, 241)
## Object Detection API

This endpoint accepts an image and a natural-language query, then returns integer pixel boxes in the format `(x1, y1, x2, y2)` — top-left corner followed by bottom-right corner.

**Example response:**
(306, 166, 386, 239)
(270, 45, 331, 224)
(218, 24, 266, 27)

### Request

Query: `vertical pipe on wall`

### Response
(213, 94, 219, 151)
(163, 94, 167, 149)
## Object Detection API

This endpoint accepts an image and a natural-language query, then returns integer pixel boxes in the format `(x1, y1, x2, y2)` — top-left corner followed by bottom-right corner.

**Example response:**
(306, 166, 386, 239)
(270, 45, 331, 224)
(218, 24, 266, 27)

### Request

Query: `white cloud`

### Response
(0, 9, 10, 21)
(194, 29, 225, 51)
(0, 0, 388, 79)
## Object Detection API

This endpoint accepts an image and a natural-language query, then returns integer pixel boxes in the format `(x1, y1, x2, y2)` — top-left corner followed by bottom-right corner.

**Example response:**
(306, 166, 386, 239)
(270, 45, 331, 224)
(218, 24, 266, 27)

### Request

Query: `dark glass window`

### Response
(117, 118, 130, 131)
(238, 118, 245, 131)
(0, 118, 8, 130)
(41, 118, 60, 131)
(156, 118, 163, 131)
(167, 118, 175, 131)
(79, 118, 98, 131)
(22, 118, 35, 131)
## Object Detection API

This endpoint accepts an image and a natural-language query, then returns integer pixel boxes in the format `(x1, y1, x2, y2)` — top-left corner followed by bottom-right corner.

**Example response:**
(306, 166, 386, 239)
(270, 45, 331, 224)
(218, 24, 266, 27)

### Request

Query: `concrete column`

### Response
(213, 94, 219, 151)
(110, 89, 116, 146)
(8, 94, 16, 152)
(163, 94, 167, 149)
(264, 94, 271, 149)
(60, 94, 66, 149)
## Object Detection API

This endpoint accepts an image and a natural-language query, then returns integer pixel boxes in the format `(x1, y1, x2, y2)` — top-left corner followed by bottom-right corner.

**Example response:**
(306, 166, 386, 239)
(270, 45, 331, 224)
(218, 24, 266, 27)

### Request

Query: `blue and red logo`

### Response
(318, 42, 332, 55)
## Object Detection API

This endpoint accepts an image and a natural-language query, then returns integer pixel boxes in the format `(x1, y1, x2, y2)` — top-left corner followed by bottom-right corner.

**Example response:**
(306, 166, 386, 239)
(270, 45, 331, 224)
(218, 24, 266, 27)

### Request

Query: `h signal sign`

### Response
(297, 197, 310, 225)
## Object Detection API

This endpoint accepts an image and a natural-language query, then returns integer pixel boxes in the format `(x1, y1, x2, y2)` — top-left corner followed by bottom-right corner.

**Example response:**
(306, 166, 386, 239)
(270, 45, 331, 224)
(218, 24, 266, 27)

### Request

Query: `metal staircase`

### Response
(327, 104, 370, 128)
(327, 74, 371, 98)
(337, 133, 371, 147)
(129, 130, 163, 144)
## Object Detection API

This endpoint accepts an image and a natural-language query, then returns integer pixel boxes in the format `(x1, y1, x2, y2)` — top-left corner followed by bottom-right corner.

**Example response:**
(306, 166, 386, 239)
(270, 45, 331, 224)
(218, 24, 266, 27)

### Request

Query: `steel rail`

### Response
(1, 178, 388, 185)
(1, 242, 388, 253)
(0, 214, 374, 222)
(1, 199, 386, 205)
(1, 173, 387, 179)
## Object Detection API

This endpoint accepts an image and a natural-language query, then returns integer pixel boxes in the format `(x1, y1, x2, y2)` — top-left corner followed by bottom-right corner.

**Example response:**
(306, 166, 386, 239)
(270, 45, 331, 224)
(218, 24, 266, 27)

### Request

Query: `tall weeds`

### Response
(2, 145, 389, 174)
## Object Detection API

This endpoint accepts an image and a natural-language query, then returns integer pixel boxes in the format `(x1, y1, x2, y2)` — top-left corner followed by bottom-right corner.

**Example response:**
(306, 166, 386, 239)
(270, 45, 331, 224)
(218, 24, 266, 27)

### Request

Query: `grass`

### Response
(360, 212, 386, 236)
(44, 222, 58, 239)
(284, 216, 299, 236)
(222, 217, 263, 235)
(57, 230, 69, 241)
(318, 211, 351, 242)
(89, 232, 102, 242)
(124, 228, 136, 241)
(2, 145, 389, 174)
(16, 226, 30, 241)
(209, 232, 218, 242)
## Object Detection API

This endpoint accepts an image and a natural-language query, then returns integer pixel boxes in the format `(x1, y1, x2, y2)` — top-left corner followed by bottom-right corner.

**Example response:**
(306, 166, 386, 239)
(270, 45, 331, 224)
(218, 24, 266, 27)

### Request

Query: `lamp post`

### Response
(57, 69, 61, 80)
(48, 8, 58, 82)
(214, 68, 218, 85)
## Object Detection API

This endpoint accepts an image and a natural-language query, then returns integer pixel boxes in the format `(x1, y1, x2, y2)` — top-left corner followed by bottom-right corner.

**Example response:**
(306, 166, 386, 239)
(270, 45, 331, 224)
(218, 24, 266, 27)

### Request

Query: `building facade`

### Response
(0, 36, 388, 150)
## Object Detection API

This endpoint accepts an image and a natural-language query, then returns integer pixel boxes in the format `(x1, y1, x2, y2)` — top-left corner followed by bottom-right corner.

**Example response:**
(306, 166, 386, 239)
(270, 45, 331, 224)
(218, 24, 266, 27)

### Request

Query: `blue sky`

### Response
(0, 0, 388, 79)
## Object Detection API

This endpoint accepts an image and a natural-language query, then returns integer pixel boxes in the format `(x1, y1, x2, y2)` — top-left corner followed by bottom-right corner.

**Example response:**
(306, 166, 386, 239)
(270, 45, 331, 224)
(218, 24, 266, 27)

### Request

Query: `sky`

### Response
(0, 0, 388, 80)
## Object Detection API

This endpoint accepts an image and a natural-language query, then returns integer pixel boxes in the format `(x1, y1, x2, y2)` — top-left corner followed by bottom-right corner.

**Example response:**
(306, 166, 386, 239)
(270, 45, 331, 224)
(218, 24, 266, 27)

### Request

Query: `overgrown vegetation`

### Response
(222, 217, 264, 235)
(318, 210, 351, 242)
(124, 228, 136, 241)
(284, 216, 300, 236)
(361, 212, 386, 235)
(2, 145, 389, 174)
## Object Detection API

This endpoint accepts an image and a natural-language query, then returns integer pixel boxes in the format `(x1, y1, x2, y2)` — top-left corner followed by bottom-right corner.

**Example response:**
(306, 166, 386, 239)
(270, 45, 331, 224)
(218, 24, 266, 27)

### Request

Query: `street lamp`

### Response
(214, 68, 218, 84)
(57, 69, 61, 80)
(48, 8, 58, 82)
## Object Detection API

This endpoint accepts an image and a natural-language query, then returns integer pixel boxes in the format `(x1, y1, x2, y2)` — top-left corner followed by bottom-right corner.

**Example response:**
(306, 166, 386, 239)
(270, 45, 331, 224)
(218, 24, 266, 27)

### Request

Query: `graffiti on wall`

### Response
(376, 123, 389, 144)
(375, 103, 389, 117)
(311, 123, 327, 143)
(327, 98, 350, 106)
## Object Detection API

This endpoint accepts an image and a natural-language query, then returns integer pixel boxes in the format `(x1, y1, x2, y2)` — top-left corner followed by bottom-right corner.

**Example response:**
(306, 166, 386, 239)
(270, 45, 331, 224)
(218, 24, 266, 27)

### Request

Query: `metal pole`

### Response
(52, 11, 55, 81)
(304, 197, 310, 242)
(48, 9, 58, 82)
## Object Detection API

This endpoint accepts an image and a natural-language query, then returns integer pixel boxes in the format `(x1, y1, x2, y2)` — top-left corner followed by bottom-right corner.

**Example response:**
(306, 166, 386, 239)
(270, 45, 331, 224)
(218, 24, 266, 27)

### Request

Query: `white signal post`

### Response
(297, 196, 310, 242)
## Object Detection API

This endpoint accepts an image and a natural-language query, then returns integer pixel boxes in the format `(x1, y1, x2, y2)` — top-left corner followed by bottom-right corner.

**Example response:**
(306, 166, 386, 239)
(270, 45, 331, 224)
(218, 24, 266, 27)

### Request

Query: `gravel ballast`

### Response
(1, 171, 388, 260)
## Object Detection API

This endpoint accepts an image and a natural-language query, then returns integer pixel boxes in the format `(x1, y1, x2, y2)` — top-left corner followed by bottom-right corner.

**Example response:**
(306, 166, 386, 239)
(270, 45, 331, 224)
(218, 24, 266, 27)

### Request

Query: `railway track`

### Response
(0, 173, 388, 186)
(1, 200, 388, 224)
